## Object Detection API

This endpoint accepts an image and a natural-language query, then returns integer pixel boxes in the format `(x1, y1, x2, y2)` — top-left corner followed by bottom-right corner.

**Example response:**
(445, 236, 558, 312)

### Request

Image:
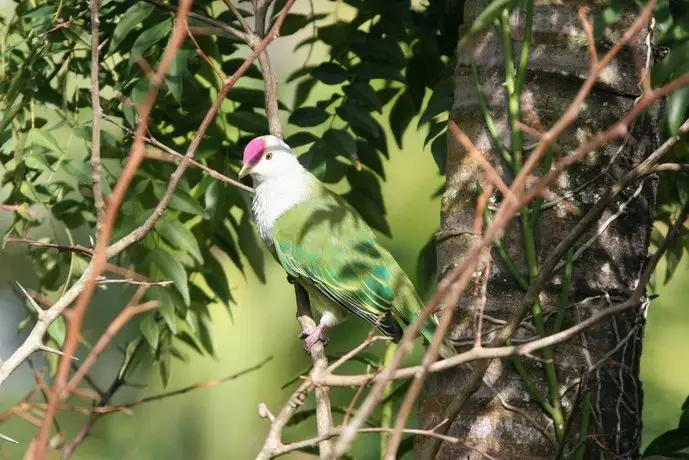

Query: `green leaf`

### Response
(194, 310, 215, 356)
(150, 248, 190, 305)
(47, 315, 66, 347)
(237, 213, 266, 282)
(157, 217, 203, 264)
(318, 22, 352, 47)
(110, 3, 155, 54)
(221, 59, 262, 79)
(323, 129, 356, 158)
(28, 128, 63, 154)
(280, 14, 311, 36)
(287, 65, 316, 83)
(146, 287, 177, 334)
(420, 78, 453, 125)
(131, 78, 151, 109)
(390, 89, 416, 149)
(652, 41, 689, 86)
(337, 102, 379, 139)
(356, 139, 385, 178)
(25, 150, 53, 172)
(205, 180, 228, 230)
(666, 85, 689, 136)
(165, 47, 195, 104)
(417, 236, 438, 297)
(352, 38, 406, 68)
(140, 314, 160, 351)
(665, 235, 683, 284)
(285, 131, 319, 148)
(213, 224, 244, 274)
(289, 106, 330, 127)
(644, 428, 689, 456)
(293, 79, 317, 108)
(227, 111, 269, 133)
(158, 332, 172, 386)
(129, 18, 172, 66)
(117, 340, 147, 381)
(311, 62, 349, 85)
(355, 61, 405, 82)
(300, 146, 348, 183)
(202, 250, 232, 305)
(153, 182, 209, 218)
(431, 133, 447, 174)
(345, 83, 382, 113)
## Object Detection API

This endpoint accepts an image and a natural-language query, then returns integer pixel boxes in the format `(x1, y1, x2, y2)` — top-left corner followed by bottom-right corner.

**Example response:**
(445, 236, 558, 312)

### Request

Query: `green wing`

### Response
(272, 196, 406, 339)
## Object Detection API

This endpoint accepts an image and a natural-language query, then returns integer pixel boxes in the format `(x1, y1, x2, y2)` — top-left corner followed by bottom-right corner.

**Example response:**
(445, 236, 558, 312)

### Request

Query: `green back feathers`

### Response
(271, 184, 439, 343)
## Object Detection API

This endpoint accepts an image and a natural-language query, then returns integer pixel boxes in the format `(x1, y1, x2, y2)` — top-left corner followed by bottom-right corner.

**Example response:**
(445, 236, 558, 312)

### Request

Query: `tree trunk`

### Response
(418, 1, 659, 458)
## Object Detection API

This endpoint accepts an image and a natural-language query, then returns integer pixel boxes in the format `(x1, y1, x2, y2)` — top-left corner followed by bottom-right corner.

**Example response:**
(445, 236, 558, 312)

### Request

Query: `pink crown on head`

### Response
(243, 137, 265, 166)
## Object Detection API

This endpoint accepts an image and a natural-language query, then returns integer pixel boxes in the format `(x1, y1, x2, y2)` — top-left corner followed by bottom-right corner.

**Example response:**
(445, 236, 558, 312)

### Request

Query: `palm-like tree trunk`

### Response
(418, 1, 659, 458)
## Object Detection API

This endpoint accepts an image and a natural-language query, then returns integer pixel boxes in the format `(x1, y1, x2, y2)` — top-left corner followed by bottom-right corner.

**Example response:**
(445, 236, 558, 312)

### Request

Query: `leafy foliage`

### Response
(2, 0, 688, 404)
(0, 0, 461, 387)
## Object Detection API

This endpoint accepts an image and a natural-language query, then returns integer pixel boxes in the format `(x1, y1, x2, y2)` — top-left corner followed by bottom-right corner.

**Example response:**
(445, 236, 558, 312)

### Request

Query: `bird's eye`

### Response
(265, 152, 273, 160)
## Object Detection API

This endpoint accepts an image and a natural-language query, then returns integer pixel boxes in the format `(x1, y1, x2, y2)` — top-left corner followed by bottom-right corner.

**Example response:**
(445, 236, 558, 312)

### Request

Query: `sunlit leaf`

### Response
(110, 3, 156, 53)
(150, 248, 190, 306)
(157, 217, 203, 264)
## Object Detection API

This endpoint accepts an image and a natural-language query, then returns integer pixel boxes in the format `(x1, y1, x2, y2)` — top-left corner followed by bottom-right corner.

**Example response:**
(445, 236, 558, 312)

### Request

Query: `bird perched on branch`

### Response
(238, 135, 454, 358)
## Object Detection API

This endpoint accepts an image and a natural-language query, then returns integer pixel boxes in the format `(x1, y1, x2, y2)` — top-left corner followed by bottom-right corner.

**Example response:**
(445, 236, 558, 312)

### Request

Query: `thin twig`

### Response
(103, 115, 254, 193)
(89, 0, 105, 227)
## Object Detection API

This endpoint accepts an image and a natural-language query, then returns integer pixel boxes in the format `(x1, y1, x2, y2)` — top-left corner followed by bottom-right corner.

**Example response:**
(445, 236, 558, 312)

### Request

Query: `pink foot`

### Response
(298, 323, 329, 354)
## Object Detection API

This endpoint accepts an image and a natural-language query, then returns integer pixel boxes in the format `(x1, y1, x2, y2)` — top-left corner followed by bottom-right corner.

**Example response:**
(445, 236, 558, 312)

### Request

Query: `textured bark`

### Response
(418, 1, 659, 459)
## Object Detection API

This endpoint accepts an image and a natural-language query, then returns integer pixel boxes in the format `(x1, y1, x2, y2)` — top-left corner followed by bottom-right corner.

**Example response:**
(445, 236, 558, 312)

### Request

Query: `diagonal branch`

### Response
(34, 1, 194, 455)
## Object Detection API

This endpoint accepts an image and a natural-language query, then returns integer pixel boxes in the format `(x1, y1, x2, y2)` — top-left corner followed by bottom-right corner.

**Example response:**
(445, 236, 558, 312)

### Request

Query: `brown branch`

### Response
(89, 0, 105, 227)
(4, 238, 94, 256)
(0, 204, 36, 216)
(185, 21, 224, 80)
(107, 356, 273, 411)
(578, 6, 598, 65)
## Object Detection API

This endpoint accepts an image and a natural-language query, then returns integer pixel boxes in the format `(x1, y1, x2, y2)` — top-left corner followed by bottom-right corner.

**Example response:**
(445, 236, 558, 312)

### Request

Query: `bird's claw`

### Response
(298, 325, 329, 354)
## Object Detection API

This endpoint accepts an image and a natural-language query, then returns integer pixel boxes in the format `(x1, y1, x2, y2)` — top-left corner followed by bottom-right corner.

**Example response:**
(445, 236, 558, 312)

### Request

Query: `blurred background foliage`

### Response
(0, 0, 688, 458)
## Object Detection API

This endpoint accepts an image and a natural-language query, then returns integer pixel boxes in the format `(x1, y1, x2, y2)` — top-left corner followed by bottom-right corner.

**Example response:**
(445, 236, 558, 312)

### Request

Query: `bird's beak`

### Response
(238, 164, 251, 179)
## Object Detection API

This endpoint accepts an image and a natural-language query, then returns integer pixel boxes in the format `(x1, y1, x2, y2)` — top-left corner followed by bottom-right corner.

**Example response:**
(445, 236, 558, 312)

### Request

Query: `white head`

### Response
(238, 135, 303, 184)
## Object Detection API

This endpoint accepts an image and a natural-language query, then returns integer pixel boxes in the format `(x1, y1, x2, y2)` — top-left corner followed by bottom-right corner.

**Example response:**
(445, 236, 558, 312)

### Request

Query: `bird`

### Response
(238, 134, 454, 358)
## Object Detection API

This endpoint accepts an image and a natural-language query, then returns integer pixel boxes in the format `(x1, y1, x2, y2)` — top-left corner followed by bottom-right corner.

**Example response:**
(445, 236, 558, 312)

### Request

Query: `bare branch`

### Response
(102, 115, 254, 194)
(89, 0, 105, 227)
(223, 0, 253, 34)
(293, 283, 333, 459)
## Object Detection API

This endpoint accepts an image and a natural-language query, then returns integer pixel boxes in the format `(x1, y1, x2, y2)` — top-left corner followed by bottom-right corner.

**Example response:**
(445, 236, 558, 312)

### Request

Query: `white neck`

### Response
(251, 169, 310, 245)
